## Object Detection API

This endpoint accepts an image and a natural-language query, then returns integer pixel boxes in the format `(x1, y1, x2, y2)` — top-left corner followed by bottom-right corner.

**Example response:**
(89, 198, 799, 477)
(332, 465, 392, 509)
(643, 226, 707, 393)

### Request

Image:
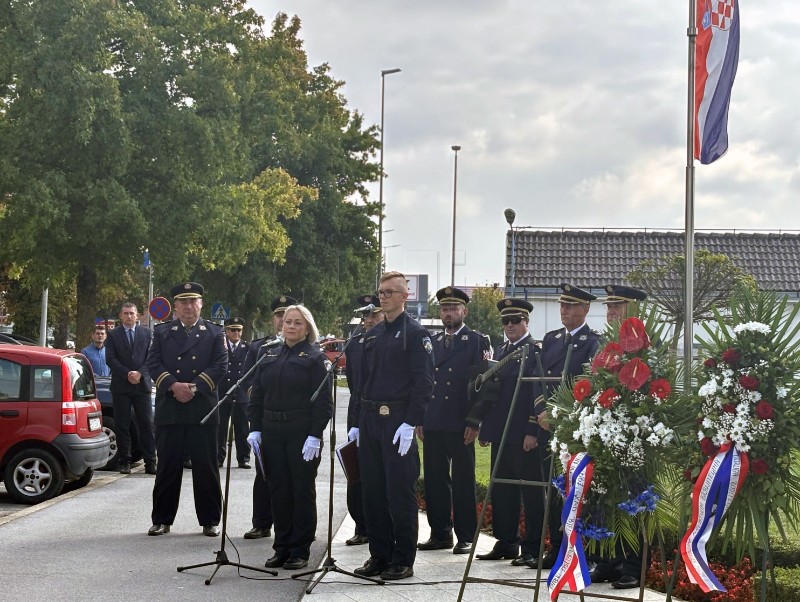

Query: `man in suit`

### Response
(146, 282, 228, 537)
(217, 317, 251, 469)
(603, 284, 648, 324)
(417, 286, 491, 555)
(533, 283, 601, 569)
(472, 298, 543, 567)
(241, 294, 296, 540)
(105, 302, 156, 475)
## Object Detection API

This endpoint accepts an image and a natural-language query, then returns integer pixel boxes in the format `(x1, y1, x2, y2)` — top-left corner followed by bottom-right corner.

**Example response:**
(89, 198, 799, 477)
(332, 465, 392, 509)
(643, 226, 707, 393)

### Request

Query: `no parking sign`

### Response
(149, 296, 171, 321)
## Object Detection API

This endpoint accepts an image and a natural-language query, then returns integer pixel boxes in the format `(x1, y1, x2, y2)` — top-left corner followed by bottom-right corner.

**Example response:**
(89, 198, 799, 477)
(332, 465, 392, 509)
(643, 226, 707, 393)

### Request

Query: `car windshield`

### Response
(65, 355, 96, 400)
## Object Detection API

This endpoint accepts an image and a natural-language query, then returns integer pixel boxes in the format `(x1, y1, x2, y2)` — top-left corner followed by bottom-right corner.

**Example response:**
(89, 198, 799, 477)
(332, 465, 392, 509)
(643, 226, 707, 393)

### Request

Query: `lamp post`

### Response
(504, 208, 516, 298)
(450, 145, 461, 286)
(377, 67, 401, 282)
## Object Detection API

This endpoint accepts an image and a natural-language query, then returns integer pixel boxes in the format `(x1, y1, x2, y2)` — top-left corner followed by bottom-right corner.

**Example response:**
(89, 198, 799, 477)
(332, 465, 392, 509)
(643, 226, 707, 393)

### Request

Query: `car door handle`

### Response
(0, 410, 20, 417)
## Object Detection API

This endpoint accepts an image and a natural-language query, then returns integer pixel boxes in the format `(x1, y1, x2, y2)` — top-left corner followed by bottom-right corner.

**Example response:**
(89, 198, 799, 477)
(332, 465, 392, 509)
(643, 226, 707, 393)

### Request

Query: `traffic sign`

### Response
(149, 297, 171, 321)
(211, 303, 230, 320)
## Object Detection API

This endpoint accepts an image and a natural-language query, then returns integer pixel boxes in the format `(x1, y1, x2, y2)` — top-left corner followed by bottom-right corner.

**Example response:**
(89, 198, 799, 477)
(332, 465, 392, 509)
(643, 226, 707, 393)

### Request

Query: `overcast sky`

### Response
(250, 1, 800, 291)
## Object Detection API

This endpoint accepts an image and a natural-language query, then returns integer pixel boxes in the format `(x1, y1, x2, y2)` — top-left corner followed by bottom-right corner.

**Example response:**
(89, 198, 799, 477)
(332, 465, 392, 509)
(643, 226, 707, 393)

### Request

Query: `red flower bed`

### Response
(646, 552, 754, 602)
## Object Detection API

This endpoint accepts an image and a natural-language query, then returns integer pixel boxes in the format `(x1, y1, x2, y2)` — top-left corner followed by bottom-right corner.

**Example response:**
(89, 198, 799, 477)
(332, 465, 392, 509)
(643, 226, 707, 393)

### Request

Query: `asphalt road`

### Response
(0, 387, 352, 602)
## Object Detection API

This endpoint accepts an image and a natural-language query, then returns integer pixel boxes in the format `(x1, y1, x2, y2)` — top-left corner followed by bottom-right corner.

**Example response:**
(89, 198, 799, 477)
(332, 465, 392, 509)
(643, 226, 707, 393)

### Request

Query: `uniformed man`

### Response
(147, 282, 228, 537)
(217, 317, 251, 469)
(417, 286, 491, 555)
(343, 293, 384, 546)
(352, 271, 434, 581)
(603, 284, 648, 324)
(472, 298, 543, 567)
(533, 283, 601, 568)
(241, 294, 297, 540)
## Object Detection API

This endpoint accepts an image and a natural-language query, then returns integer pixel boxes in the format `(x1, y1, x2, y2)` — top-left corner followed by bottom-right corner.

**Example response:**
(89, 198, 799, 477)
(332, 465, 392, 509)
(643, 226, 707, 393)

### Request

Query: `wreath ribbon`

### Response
(548, 452, 593, 600)
(680, 443, 749, 592)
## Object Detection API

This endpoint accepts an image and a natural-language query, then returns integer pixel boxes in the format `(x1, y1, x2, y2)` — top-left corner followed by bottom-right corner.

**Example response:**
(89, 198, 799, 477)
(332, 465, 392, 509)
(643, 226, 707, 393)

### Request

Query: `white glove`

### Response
(347, 427, 360, 446)
(302, 435, 322, 462)
(392, 423, 415, 456)
(247, 431, 262, 448)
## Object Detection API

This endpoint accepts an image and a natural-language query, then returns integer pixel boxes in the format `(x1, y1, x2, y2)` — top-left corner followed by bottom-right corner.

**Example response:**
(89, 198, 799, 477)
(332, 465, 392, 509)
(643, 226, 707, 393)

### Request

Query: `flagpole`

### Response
(684, 0, 698, 393)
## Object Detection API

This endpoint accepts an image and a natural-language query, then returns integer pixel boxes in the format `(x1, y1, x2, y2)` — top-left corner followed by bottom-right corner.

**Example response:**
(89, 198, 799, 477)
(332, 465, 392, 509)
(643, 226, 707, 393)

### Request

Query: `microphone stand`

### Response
(292, 325, 385, 592)
(178, 348, 278, 583)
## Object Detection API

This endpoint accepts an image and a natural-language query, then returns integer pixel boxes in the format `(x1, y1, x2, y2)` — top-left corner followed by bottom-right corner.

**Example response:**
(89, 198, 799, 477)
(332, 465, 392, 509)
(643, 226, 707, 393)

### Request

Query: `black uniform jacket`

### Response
(533, 324, 601, 407)
(424, 326, 490, 432)
(345, 326, 366, 430)
(147, 319, 228, 426)
(358, 311, 434, 427)
(105, 324, 153, 393)
(221, 340, 250, 405)
(248, 340, 333, 439)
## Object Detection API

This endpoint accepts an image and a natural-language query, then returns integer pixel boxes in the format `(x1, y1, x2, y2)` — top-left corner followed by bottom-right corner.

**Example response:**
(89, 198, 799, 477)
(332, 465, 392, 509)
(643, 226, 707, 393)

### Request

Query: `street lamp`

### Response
(450, 145, 461, 286)
(377, 67, 402, 282)
(504, 208, 516, 297)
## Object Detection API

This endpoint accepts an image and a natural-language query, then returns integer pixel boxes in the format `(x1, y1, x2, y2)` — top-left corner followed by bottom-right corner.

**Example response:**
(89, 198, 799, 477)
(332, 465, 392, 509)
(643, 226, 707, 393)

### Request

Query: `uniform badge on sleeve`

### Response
(422, 337, 433, 354)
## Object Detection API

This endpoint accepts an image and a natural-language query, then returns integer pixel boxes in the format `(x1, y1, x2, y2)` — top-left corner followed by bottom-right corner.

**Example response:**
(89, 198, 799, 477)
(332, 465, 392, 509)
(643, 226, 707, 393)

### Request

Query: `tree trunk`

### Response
(76, 265, 99, 351)
(53, 307, 70, 349)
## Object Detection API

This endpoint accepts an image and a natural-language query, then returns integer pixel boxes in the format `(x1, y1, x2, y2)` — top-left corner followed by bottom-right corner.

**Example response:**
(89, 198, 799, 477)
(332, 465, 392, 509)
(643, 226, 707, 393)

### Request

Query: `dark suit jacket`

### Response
(105, 325, 153, 393)
(147, 319, 228, 426)
(220, 340, 250, 405)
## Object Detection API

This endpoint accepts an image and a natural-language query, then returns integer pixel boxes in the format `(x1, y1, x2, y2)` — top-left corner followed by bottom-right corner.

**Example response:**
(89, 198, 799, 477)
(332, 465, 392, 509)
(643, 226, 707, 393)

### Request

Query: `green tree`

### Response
(467, 286, 505, 347)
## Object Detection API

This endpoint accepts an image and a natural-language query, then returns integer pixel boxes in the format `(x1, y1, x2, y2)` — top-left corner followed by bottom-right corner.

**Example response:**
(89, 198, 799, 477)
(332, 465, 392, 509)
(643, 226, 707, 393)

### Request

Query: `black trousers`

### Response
(262, 431, 320, 559)
(151, 423, 221, 526)
(217, 402, 250, 464)
(358, 410, 420, 567)
(252, 467, 274, 529)
(490, 442, 545, 556)
(112, 386, 156, 465)
(422, 430, 476, 543)
(346, 480, 366, 536)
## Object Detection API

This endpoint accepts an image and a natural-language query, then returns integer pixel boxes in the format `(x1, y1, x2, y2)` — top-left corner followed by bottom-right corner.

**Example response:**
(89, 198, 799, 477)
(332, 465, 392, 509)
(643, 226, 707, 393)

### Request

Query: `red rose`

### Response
(591, 342, 624, 374)
(700, 437, 718, 456)
(648, 378, 672, 399)
(755, 401, 774, 420)
(722, 403, 737, 414)
(618, 317, 651, 353)
(721, 348, 740, 366)
(573, 379, 592, 402)
(597, 388, 620, 409)
(618, 357, 651, 391)
(704, 357, 718, 368)
(739, 375, 760, 390)
(751, 459, 769, 475)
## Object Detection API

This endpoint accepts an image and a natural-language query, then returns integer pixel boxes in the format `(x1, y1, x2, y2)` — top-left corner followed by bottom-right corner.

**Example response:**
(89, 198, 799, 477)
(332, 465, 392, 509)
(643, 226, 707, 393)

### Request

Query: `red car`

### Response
(0, 345, 110, 504)
(319, 339, 347, 374)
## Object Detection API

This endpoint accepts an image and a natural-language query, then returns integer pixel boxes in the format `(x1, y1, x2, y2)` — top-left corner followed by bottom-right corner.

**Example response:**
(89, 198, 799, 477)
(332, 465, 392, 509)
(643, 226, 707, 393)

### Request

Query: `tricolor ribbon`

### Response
(680, 443, 749, 592)
(548, 452, 593, 601)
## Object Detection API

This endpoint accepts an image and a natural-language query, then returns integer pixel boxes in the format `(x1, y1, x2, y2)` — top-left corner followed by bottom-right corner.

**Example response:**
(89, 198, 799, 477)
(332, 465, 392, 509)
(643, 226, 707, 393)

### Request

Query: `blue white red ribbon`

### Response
(680, 443, 749, 592)
(548, 452, 593, 601)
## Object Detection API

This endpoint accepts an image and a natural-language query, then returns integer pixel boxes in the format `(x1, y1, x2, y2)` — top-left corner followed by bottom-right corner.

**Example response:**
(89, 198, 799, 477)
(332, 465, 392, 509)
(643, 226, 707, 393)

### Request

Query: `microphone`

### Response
(354, 303, 376, 314)
(261, 336, 284, 349)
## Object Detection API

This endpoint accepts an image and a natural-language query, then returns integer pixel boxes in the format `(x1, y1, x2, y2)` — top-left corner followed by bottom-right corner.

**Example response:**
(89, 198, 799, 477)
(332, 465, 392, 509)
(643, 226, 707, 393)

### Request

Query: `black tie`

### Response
(445, 333, 453, 349)
(564, 332, 572, 346)
(184, 325, 192, 336)
(128, 329, 134, 349)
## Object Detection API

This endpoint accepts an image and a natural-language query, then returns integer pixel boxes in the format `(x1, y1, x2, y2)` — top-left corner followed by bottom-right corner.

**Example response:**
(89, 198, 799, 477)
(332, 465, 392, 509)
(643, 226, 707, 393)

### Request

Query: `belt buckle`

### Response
(378, 405, 390, 416)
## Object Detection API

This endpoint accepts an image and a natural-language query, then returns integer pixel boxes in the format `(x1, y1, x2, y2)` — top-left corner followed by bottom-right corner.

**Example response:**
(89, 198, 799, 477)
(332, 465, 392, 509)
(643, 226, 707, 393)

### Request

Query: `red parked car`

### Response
(319, 338, 347, 374)
(0, 345, 110, 504)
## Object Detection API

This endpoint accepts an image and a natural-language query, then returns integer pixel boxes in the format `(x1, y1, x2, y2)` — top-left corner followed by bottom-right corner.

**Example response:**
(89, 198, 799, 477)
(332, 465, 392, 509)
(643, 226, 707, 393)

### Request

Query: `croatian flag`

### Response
(694, 0, 740, 164)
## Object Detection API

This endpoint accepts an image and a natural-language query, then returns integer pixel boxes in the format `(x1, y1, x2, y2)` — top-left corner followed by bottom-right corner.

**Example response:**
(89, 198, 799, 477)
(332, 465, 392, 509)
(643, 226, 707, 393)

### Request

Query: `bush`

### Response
(757, 566, 800, 600)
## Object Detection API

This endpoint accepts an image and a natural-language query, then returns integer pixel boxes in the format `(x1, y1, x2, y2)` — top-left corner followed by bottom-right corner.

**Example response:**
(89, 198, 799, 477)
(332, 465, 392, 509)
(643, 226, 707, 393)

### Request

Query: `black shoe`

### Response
(144, 463, 157, 475)
(265, 553, 290, 568)
(380, 565, 414, 580)
(453, 541, 473, 554)
(238, 462, 251, 469)
(589, 561, 622, 583)
(476, 546, 519, 560)
(353, 557, 389, 577)
(345, 534, 369, 546)
(612, 575, 640, 589)
(148, 524, 170, 536)
(119, 463, 131, 475)
(538, 550, 559, 569)
(511, 553, 537, 567)
(283, 557, 308, 570)
(202, 525, 220, 537)
(417, 536, 454, 551)
(244, 527, 271, 539)
(183, 460, 192, 469)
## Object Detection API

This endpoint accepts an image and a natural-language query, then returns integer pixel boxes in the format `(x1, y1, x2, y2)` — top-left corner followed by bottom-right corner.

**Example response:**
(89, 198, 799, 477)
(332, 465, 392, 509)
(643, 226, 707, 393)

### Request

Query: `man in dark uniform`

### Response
(603, 284, 648, 324)
(147, 282, 228, 537)
(105, 302, 156, 475)
(343, 293, 383, 546)
(417, 286, 491, 555)
(217, 317, 251, 469)
(534, 283, 601, 568)
(470, 298, 543, 567)
(352, 271, 434, 581)
(241, 294, 297, 540)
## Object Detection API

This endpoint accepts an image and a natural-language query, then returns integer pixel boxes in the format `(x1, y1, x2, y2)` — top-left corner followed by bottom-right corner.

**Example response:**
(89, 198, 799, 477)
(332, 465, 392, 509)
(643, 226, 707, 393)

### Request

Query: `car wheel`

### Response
(63, 468, 93, 493)
(99, 416, 119, 470)
(3, 448, 66, 505)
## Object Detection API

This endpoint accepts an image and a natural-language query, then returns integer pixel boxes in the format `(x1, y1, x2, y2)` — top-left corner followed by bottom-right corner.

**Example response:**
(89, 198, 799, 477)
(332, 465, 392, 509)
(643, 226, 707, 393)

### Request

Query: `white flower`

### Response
(733, 321, 771, 335)
(777, 386, 788, 399)
(699, 380, 718, 397)
(550, 406, 559, 419)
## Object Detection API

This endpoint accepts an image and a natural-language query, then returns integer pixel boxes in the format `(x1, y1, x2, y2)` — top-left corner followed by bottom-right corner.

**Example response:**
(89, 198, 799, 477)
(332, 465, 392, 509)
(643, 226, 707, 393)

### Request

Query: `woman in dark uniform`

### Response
(248, 304, 333, 570)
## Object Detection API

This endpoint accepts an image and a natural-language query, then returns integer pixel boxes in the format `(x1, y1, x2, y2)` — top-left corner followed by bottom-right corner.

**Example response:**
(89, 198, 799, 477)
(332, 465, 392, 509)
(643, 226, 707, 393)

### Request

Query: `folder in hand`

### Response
(335, 438, 360, 484)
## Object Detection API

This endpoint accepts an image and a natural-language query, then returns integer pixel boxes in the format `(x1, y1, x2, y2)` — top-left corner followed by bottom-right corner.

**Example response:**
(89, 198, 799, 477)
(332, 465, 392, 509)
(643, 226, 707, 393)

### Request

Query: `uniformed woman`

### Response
(248, 304, 332, 570)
